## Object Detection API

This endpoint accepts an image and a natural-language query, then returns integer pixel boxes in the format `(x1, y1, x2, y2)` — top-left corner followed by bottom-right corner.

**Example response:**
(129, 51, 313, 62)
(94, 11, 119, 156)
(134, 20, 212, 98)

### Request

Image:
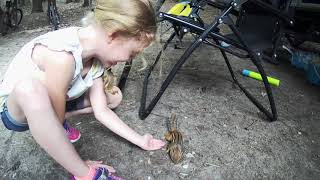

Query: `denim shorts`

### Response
(0, 95, 85, 132)
(1, 101, 29, 132)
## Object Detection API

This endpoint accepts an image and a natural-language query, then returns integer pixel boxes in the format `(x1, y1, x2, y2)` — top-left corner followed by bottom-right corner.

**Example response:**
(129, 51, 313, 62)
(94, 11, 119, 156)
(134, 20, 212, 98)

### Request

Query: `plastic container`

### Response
(307, 59, 320, 86)
(291, 50, 316, 71)
(285, 47, 320, 86)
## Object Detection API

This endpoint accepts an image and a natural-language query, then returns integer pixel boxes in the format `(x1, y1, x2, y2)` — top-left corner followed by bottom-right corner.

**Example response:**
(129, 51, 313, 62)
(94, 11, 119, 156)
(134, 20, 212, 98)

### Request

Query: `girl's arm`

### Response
(65, 107, 93, 119)
(89, 77, 165, 150)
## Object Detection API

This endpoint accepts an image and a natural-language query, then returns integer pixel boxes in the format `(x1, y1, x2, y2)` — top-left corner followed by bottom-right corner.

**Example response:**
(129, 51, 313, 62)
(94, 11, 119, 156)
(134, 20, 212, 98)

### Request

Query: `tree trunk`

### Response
(32, 0, 43, 12)
(0, 7, 6, 35)
(18, 0, 26, 6)
(82, 0, 90, 7)
(0, 7, 3, 32)
(18, 0, 25, 6)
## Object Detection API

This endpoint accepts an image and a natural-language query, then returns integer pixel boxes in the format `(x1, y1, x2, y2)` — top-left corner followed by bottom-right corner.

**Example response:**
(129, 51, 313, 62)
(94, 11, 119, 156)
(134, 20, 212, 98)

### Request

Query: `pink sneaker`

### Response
(63, 121, 81, 143)
(71, 166, 124, 180)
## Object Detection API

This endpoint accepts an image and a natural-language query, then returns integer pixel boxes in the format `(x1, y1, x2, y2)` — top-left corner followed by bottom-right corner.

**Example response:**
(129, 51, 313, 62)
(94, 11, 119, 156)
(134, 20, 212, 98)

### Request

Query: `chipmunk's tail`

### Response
(167, 113, 177, 131)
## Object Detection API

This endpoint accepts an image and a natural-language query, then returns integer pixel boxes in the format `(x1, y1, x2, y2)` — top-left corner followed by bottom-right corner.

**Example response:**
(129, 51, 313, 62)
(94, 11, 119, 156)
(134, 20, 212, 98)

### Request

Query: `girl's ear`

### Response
(106, 31, 118, 44)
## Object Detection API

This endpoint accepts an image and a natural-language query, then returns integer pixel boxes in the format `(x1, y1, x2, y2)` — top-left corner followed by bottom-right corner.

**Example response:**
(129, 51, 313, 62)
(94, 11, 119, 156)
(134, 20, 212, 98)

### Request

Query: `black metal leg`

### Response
(269, 22, 283, 64)
(139, 31, 176, 119)
(139, 5, 235, 120)
(139, 36, 202, 120)
(220, 48, 277, 121)
(225, 16, 277, 121)
(118, 61, 132, 92)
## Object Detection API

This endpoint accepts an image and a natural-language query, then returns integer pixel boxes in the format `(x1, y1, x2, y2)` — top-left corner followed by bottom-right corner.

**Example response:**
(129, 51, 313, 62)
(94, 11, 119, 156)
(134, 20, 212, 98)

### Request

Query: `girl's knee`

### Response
(107, 86, 123, 109)
(13, 79, 50, 109)
(14, 79, 48, 98)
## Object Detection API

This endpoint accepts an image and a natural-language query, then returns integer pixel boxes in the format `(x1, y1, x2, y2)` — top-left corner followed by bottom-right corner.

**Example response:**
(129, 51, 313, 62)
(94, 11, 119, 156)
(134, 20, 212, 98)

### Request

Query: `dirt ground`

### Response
(0, 1, 319, 180)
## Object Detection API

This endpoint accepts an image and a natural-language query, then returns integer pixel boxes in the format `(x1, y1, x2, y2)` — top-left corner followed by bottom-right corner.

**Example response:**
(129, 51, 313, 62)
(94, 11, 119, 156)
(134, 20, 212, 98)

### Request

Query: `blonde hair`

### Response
(83, 0, 156, 42)
(82, 0, 156, 93)
(103, 68, 117, 95)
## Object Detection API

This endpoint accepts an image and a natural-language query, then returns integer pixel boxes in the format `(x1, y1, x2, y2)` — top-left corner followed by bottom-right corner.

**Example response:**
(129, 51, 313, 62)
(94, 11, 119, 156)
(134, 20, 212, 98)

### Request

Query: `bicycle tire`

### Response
(56, 10, 61, 25)
(52, 14, 59, 30)
(49, 6, 59, 30)
(1, 12, 9, 35)
(9, 8, 23, 28)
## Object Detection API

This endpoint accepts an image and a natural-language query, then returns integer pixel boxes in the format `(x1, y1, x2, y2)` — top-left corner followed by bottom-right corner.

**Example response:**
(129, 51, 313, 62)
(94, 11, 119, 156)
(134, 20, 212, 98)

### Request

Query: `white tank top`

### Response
(0, 27, 104, 111)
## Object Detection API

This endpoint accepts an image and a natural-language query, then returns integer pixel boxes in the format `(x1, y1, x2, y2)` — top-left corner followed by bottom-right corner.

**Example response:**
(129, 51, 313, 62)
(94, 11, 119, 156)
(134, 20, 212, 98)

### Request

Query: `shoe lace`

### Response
(63, 122, 74, 135)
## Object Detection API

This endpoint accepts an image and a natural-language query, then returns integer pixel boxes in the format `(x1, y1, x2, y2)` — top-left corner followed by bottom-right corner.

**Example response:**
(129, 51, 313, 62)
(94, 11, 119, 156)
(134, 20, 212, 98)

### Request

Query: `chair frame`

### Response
(138, 0, 295, 121)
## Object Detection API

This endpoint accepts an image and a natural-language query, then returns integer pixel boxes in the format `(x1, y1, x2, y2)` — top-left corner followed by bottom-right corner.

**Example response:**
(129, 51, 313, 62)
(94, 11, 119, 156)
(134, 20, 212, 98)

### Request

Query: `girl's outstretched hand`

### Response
(140, 133, 166, 151)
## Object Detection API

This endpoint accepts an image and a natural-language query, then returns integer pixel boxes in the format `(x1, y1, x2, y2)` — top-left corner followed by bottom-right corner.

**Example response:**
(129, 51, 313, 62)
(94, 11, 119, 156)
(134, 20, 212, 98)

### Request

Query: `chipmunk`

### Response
(103, 68, 118, 95)
(164, 113, 183, 164)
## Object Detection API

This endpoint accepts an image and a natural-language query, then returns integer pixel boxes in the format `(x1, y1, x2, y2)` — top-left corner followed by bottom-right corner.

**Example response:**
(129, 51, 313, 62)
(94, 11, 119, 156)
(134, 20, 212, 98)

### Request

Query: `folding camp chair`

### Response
(138, 0, 295, 121)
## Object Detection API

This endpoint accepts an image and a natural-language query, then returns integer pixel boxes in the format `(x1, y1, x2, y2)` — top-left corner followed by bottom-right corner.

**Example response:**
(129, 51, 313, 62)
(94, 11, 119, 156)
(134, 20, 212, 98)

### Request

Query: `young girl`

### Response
(0, 0, 165, 179)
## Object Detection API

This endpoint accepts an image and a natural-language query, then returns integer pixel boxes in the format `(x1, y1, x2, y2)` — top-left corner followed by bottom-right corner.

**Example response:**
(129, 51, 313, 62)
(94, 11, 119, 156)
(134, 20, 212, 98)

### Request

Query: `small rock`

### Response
(147, 158, 151, 164)
(192, 151, 196, 155)
(179, 173, 189, 178)
(223, 124, 227, 127)
(298, 131, 302, 135)
(182, 164, 189, 169)
(186, 153, 195, 158)
(204, 162, 220, 167)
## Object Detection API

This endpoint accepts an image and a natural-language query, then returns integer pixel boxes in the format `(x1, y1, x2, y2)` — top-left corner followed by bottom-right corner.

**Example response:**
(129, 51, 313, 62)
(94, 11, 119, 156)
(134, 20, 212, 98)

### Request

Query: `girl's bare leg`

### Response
(7, 79, 89, 177)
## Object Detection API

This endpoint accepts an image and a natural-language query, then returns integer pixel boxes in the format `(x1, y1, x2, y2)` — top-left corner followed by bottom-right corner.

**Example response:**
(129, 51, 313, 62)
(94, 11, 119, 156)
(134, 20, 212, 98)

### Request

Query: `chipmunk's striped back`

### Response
(165, 113, 183, 164)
